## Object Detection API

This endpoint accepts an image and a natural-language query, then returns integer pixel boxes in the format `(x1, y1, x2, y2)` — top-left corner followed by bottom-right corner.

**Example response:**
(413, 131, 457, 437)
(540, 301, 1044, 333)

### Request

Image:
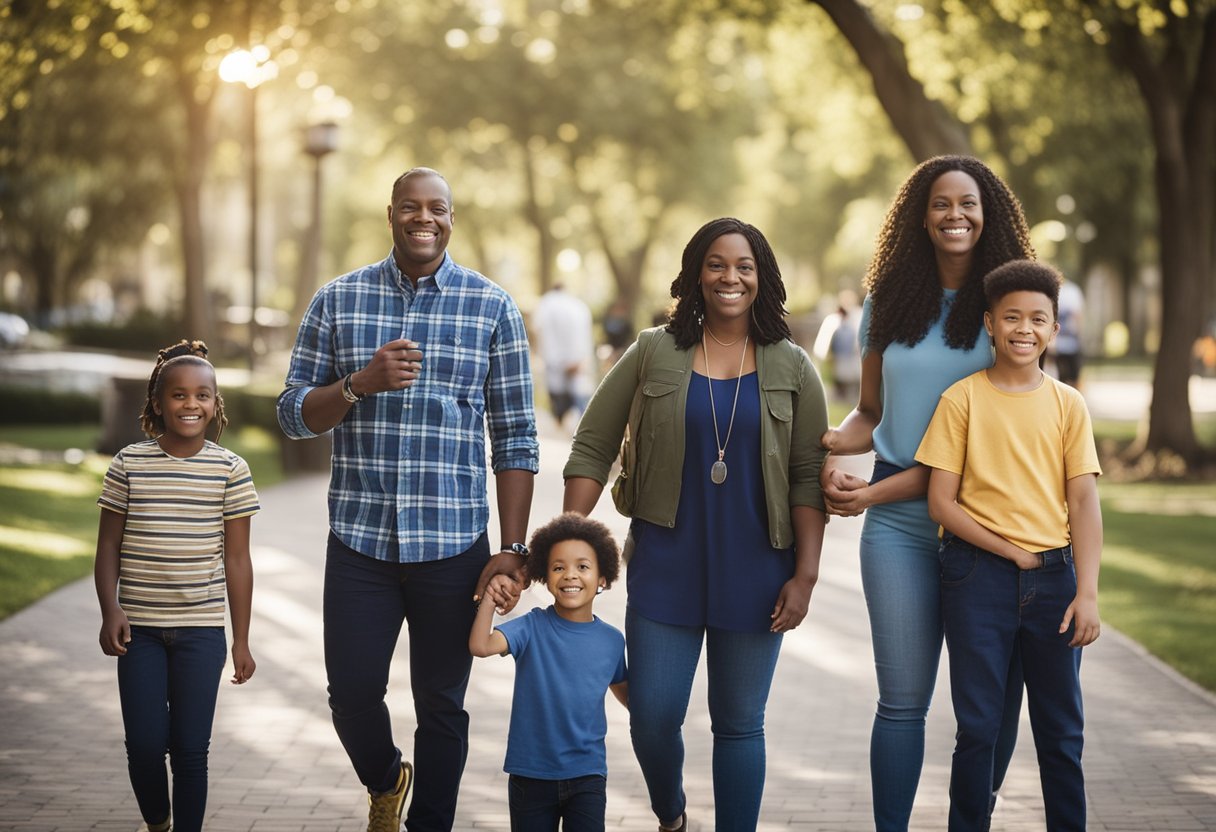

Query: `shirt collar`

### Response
(386, 250, 454, 293)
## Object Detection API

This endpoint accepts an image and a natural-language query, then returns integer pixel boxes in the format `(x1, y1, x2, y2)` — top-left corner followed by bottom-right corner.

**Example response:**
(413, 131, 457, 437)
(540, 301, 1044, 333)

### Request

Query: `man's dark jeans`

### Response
(324, 531, 489, 832)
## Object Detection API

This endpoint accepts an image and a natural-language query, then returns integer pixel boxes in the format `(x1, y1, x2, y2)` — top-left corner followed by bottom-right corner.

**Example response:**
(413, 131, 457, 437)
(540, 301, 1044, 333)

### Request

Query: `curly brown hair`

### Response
(525, 512, 621, 588)
(864, 156, 1034, 353)
(665, 217, 792, 350)
(139, 339, 227, 442)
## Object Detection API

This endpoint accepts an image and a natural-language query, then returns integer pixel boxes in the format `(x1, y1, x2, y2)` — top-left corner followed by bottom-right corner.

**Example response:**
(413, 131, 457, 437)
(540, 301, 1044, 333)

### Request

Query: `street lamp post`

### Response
(298, 121, 340, 324)
(219, 46, 276, 371)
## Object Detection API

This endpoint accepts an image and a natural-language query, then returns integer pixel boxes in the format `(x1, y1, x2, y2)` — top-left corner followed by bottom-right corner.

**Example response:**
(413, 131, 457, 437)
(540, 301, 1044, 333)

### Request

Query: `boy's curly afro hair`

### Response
(525, 512, 621, 588)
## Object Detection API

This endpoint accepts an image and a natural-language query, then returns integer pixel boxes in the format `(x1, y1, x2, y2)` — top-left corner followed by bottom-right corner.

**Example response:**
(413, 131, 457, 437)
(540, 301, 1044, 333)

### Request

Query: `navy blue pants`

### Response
(324, 531, 489, 832)
(508, 773, 606, 831)
(940, 535, 1086, 832)
(117, 625, 227, 832)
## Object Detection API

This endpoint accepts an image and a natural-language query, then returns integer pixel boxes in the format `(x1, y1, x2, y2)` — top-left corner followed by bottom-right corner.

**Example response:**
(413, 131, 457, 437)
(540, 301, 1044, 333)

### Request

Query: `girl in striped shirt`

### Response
(94, 340, 260, 832)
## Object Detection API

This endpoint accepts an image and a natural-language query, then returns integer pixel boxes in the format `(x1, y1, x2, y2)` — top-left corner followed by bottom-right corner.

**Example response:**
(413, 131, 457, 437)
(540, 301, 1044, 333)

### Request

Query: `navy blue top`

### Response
(628, 372, 794, 633)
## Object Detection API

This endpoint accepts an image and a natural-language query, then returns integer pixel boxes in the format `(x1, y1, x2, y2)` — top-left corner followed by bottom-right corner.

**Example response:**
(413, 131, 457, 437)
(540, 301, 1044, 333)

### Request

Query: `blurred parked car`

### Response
(0, 311, 30, 348)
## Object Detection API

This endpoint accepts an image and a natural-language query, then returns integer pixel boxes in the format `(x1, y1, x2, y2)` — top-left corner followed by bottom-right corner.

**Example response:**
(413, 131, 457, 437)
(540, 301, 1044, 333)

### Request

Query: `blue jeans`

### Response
(508, 774, 606, 831)
(116, 625, 227, 832)
(940, 536, 1086, 832)
(324, 531, 489, 832)
(626, 608, 782, 832)
(860, 512, 1023, 831)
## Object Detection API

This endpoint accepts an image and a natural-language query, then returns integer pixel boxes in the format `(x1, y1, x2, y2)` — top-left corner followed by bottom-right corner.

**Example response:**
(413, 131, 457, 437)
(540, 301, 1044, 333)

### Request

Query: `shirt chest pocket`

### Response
(427, 328, 488, 392)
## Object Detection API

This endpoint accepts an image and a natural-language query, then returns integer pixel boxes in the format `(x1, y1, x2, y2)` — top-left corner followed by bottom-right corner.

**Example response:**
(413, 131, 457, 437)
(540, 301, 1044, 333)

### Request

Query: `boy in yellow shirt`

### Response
(916, 260, 1102, 832)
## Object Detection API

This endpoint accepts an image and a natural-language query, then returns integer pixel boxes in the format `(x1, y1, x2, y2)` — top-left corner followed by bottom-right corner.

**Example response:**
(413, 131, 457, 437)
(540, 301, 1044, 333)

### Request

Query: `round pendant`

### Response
(710, 460, 728, 485)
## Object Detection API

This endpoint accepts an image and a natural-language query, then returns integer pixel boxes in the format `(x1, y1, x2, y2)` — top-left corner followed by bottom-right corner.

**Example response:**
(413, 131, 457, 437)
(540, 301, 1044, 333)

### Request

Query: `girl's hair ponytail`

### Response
(140, 339, 228, 442)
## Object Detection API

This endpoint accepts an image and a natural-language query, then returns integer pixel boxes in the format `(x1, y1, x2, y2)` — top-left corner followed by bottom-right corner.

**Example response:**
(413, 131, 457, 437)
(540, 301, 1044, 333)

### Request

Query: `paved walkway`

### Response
(1, 426, 1214, 831)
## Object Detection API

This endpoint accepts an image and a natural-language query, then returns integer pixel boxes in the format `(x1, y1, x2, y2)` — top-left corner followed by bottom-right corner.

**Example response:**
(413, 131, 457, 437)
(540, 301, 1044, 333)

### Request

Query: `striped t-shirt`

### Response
(98, 439, 260, 627)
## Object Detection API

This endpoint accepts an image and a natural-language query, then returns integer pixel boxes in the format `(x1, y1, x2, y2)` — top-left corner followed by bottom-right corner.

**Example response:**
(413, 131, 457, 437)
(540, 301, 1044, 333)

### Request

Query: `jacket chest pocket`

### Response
(762, 386, 795, 456)
(639, 374, 682, 432)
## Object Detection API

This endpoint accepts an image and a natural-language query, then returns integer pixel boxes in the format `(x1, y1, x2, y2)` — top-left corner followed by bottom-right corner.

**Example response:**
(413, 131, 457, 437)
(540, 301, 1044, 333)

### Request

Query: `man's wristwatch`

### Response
(341, 373, 365, 404)
(501, 542, 529, 558)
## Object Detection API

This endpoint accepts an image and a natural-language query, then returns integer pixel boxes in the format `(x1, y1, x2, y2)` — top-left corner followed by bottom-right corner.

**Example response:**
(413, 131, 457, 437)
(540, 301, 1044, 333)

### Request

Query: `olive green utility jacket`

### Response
(563, 326, 828, 550)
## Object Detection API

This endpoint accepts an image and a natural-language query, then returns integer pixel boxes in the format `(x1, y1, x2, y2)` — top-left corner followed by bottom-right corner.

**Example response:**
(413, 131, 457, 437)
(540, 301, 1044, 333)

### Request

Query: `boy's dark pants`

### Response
(324, 531, 489, 832)
(508, 774, 607, 832)
(940, 535, 1086, 832)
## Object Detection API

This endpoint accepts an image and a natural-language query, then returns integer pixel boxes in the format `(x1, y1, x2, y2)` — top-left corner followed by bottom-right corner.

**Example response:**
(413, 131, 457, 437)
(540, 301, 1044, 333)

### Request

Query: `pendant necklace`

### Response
(702, 328, 749, 485)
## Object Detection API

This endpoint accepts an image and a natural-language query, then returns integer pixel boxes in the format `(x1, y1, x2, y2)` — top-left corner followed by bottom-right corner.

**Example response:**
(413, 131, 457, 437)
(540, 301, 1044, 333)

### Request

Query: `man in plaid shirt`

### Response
(278, 167, 539, 832)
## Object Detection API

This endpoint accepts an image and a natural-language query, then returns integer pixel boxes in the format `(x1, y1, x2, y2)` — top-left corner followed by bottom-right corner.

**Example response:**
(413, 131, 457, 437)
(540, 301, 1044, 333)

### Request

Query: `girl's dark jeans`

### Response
(117, 625, 227, 832)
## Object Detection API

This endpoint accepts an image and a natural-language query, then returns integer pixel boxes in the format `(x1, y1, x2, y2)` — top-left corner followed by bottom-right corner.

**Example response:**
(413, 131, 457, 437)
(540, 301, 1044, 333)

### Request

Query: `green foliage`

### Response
(0, 385, 99, 425)
(0, 1, 177, 315)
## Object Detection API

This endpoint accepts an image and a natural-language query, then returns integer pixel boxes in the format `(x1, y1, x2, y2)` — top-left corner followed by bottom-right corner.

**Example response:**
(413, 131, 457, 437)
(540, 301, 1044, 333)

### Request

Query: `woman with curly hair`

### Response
(563, 217, 829, 831)
(820, 156, 1035, 830)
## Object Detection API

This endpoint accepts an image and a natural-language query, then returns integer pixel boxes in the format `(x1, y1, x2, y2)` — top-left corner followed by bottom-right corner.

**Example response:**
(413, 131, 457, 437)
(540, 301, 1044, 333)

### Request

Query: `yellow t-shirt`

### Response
(915, 371, 1101, 552)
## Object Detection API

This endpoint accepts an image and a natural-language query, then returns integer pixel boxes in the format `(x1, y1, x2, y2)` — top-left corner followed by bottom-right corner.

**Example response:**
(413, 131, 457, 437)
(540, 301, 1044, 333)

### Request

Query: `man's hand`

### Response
(355, 339, 425, 395)
(474, 552, 527, 612)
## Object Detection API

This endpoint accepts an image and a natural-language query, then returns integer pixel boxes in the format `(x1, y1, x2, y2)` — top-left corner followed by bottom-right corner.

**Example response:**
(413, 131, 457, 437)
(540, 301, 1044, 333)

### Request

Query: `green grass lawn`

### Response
(1096, 481, 1216, 690)
(0, 424, 283, 619)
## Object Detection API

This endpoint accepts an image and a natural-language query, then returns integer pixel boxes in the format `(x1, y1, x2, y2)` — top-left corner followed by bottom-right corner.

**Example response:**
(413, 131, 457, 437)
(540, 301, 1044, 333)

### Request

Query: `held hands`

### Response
(355, 339, 425, 396)
(231, 643, 256, 684)
(771, 576, 816, 633)
(1061, 595, 1101, 647)
(474, 552, 527, 613)
(98, 607, 131, 656)
(480, 574, 520, 614)
(821, 466, 870, 517)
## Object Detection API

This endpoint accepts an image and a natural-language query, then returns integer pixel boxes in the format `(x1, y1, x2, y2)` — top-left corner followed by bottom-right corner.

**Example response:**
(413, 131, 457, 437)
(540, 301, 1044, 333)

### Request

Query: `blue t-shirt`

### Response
(859, 291, 992, 537)
(497, 606, 627, 779)
(629, 373, 794, 632)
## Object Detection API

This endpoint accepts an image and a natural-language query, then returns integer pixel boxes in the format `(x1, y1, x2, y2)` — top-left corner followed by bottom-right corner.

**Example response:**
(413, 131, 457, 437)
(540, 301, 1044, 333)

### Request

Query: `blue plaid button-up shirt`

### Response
(277, 252, 539, 563)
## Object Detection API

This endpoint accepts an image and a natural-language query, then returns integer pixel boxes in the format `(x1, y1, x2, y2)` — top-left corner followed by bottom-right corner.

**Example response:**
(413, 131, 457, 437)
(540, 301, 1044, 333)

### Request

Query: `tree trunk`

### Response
(807, 0, 972, 160)
(1109, 9, 1215, 463)
(29, 235, 58, 327)
(173, 67, 213, 343)
(587, 204, 663, 322)
(521, 146, 555, 294)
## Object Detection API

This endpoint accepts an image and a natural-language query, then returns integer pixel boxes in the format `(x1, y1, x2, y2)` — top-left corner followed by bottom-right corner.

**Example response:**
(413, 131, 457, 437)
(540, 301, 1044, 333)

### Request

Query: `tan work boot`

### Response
(367, 760, 413, 832)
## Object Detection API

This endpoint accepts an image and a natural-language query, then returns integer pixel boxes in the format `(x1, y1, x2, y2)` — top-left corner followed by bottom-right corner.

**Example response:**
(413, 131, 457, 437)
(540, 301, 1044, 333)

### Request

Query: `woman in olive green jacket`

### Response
(563, 218, 829, 832)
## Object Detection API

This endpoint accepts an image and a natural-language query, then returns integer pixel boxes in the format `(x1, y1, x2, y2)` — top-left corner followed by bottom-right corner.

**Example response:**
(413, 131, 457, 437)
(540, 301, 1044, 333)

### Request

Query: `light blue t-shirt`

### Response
(859, 291, 992, 535)
(497, 605, 627, 779)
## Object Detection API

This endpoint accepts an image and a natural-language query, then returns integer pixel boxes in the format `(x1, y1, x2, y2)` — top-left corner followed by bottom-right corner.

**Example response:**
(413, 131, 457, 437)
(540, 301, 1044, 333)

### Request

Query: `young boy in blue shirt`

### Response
(470, 512, 628, 831)
(916, 260, 1103, 832)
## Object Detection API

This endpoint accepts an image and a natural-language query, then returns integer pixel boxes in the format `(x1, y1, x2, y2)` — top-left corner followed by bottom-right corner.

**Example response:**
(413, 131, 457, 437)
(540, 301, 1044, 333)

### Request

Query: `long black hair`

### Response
(864, 156, 1034, 353)
(665, 217, 792, 350)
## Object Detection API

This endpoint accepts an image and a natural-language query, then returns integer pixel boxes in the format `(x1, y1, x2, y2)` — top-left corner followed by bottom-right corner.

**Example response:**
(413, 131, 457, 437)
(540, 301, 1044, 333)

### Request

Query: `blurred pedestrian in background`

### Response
(533, 283, 596, 431)
(812, 289, 863, 403)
